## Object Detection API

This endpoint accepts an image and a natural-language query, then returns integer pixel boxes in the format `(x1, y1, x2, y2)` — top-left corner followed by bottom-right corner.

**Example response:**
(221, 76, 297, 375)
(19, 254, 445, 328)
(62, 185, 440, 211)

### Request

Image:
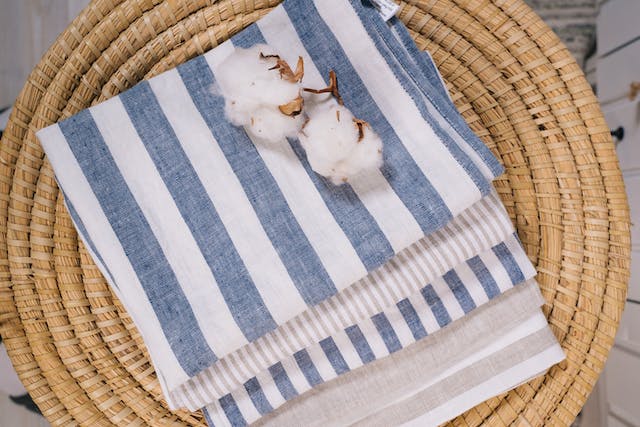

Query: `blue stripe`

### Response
(120, 82, 278, 342)
(319, 337, 350, 375)
(493, 239, 526, 285)
(293, 349, 323, 387)
(219, 394, 247, 427)
(283, 0, 454, 235)
(345, 325, 376, 364)
(288, 140, 395, 270)
(396, 298, 428, 340)
(58, 111, 216, 376)
(371, 313, 402, 353)
(443, 270, 477, 313)
(244, 377, 273, 415)
(348, 1, 492, 193)
(232, 22, 262, 49)
(232, 24, 395, 271)
(62, 194, 117, 287)
(268, 362, 299, 400)
(202, 407, 216, 427)
(385, 13, 504, 178)
(466, 255, 501, 299)
(421, 284, 452, 327)
(177, 55, 337, 306)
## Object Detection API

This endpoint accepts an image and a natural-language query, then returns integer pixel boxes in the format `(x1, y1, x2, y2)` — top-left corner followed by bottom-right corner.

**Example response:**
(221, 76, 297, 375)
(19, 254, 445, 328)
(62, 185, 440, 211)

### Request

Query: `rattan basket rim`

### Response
(0, 0, 631, 426)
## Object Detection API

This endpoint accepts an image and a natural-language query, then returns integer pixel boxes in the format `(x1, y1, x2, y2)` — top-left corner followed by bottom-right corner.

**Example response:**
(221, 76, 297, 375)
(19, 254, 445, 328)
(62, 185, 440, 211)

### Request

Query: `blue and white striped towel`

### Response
(197, 233, 537, 426)
(37, 0, 504, 394)
(170, 190, 522, 410)
(166, 30, 516, 410)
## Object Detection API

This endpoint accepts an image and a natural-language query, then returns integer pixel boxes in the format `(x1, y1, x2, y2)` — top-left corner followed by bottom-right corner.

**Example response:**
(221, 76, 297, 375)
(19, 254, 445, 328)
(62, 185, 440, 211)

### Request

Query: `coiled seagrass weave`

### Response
(0, 0, 631, 425)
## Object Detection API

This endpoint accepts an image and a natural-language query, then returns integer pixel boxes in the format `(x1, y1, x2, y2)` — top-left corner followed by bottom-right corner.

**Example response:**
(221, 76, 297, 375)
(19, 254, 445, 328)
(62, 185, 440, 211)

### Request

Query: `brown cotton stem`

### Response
(353, 118, 369, 142)
(262, 52, 305, 83)
(303, 70, 343, 105)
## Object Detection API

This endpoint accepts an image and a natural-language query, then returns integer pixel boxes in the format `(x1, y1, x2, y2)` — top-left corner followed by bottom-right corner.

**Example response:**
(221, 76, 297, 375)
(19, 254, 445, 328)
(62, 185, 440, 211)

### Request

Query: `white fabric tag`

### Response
(369, 0, 399, 21)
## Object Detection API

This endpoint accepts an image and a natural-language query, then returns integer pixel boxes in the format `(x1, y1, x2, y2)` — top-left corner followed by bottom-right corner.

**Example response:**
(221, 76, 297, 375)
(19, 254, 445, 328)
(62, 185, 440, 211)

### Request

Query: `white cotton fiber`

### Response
(213, 44, 305, 142)
(299, 102, 383, 185)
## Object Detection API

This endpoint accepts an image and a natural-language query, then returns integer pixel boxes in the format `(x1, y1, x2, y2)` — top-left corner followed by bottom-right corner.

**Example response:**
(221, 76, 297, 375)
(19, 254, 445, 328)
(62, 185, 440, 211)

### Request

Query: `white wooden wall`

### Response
(0, 0, 90, 107)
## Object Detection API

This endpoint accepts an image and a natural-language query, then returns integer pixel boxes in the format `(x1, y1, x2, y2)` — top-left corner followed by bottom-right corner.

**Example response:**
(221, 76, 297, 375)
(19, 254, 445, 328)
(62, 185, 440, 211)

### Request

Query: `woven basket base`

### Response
(0, 0, 630, 425)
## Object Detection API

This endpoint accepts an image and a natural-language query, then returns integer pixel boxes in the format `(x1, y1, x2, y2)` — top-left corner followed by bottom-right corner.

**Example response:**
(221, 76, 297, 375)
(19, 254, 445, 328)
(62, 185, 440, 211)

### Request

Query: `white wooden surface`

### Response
(582, 1, 640, 426)
(0, 392, 49, 427)
(597, 0, 640, 56)
(0, 0, 90, 107)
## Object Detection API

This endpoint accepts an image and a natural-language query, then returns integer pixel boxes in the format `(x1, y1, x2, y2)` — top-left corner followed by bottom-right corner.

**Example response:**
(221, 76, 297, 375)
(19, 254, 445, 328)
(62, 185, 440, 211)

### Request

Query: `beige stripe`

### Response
(172, 191, 523, 409)
(271, 325, 296, 356)
(336, 286, 367, 324)
(279, 322, 304, 352)
(244, 281, 551, 426)
(289, 315, 315, 348)
(353, 329, 561, 427)
(324, 297, 349, 331)
(203, 367, 225, 398)
(456, 210, 484, 253)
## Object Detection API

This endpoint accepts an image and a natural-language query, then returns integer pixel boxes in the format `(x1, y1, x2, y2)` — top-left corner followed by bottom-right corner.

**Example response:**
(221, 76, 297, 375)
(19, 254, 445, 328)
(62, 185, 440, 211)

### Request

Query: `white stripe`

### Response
(256, 369, 285, 408)
(281, 356, 309, 395)
(37, 124, 190, 390)
(430, 276, 465, 320)
(306, 342, 336, 381)
(232, 385, 262, 424)
(385, 308, 416, 347)
(332, 329, 363, 370)
(504, 233, 538, 279)
(359, 317, 389, 359)
(90, 97, 247, 356)
(148, 68, 306, 324)
(314, 0, 482, 217)
(257, 7, 424, 253)
(407, 292, 441, 333)
(402, 344, 565, 427)
(206, 401, 231, 427)
(477, 247, 513, 293)
(415, 79, 495, 181)
(204, 40, 368, 291)
(456, 262, 490, 306)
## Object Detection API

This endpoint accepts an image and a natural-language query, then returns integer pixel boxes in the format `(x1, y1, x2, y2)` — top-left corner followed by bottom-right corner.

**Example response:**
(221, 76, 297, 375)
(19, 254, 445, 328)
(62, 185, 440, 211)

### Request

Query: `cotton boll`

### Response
(213, 44, 305, 142)
(248, 106, 306, 142)
(300, 102, 383, 185)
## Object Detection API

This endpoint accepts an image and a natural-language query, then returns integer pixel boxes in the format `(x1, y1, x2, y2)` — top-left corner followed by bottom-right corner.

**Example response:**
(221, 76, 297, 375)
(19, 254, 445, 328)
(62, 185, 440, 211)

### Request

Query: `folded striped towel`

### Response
(168, 17, 524, 412)
(200, 236, 538, 426)
(247, 282, 565, 427)
(37, 0, 504, 396)
(169, 189, 519, 409)
(192, 41, 565, 426)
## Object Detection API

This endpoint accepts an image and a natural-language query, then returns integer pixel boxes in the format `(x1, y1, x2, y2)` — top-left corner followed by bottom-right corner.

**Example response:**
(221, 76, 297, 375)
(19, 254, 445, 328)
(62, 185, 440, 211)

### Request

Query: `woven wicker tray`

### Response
(0, 0, 631, 425)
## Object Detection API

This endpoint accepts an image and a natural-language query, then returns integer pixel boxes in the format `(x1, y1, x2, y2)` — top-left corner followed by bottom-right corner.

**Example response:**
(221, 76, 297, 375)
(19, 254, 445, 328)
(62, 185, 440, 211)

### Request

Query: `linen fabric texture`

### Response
(212, 282, 564, 427)
(37, 0, 502, 393)
(36, 0, 564, 425)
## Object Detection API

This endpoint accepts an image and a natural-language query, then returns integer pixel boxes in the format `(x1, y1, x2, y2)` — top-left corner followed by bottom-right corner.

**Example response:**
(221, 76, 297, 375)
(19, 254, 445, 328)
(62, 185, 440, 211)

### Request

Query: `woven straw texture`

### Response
(0, 0, 631, 425)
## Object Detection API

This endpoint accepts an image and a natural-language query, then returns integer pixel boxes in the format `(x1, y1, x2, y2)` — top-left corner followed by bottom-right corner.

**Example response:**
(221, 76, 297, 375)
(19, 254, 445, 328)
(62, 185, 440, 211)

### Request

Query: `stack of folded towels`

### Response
(37, 0, 565, 425)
